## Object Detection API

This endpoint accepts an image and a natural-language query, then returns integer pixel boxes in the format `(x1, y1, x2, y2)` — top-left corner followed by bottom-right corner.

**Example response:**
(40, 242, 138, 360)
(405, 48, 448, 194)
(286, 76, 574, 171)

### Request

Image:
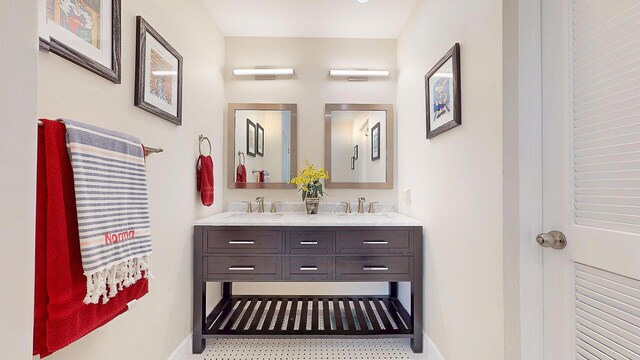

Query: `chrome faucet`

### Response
(341, 201, 352, 214)
(270, 201, 282, 213)
(368, 202, 379, 213)
(256, 197, 265, 213)
(357, 197, 366, 214)
(242, 201, 253, 213)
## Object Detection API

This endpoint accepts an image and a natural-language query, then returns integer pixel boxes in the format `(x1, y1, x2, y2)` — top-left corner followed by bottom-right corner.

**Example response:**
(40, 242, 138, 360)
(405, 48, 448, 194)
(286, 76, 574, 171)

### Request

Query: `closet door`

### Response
(541, 0, 640, 359)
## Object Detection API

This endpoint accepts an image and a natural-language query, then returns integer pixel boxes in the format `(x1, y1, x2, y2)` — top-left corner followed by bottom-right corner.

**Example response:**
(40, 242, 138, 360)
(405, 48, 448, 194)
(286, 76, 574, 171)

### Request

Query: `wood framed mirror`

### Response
(228, 103, 297, 189)
(325, 104, 394, 189)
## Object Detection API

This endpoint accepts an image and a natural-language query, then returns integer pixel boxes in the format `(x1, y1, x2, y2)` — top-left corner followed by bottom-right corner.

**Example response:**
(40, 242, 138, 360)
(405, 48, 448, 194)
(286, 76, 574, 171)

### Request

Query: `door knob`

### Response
(536, 231, 567, 250)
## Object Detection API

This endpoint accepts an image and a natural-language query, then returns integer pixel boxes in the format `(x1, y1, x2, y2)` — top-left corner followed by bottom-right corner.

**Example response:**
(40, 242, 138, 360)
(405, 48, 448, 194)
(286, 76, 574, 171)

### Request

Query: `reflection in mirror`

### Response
(325, 104, 393, 189)
(228, 104, 297, 189)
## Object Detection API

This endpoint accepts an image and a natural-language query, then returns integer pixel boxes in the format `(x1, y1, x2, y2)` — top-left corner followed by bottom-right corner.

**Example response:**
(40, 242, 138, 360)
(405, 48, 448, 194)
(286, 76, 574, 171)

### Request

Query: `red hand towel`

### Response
(197, 155, 214, 206)
(259, 170, 265, 183)
(236, 164, 247, 183)
(34, 120, 148, 358)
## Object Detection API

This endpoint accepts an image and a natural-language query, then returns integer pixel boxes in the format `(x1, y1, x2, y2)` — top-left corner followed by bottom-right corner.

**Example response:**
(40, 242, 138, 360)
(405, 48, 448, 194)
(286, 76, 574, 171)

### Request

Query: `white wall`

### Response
(36, 0, 225, 359)
(331, 112, 356, 182)
(0, 1, 38, 359)
(224, 37, 397, 204)
(263, 111, 284, 181)
(397, 0, 506, 359)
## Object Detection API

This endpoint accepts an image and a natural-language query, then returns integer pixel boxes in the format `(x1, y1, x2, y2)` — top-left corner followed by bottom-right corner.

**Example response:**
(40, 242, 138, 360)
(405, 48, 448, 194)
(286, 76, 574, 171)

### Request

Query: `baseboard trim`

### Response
(168, 332, 444, 360)
(167, 333, 192, 360)
(424, 332, 446, 360)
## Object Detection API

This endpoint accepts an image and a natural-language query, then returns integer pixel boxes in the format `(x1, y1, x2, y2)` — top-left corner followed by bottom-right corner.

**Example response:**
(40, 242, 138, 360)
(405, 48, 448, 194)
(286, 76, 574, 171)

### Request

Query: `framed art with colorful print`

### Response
(134, 16, 183, 125)
(425, 43, 461, 139)
(39, 0, 122, 83)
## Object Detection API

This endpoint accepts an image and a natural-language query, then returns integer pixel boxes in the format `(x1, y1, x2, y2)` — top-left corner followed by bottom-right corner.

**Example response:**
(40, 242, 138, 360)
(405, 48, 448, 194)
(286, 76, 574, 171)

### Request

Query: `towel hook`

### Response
(198, 135, 211, 156)
(238, 151, 245, 165)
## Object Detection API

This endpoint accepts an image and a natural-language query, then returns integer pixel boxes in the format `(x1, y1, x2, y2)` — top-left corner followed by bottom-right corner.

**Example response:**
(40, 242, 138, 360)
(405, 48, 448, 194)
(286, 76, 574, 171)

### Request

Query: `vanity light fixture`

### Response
(357, 0, 371, 3)
(232, 68, 295, 80)
(329, 69, 390, 81)
(152, 70, 177, 76)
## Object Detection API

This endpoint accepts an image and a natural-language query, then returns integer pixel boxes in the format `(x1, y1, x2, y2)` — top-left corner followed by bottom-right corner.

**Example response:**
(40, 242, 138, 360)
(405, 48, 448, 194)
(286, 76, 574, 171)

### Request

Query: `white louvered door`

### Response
(542, 0, 640, 359)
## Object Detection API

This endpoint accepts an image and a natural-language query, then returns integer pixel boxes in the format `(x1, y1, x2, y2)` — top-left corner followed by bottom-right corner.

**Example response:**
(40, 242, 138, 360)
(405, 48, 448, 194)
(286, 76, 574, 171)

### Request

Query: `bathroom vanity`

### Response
(192, 211, 423, 353)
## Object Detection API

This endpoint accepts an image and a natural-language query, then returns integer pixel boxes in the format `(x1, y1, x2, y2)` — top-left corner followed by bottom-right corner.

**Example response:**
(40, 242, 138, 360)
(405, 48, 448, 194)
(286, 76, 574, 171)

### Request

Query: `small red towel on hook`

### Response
(197, 155, 214, 206)
(236, 164, 247, 183)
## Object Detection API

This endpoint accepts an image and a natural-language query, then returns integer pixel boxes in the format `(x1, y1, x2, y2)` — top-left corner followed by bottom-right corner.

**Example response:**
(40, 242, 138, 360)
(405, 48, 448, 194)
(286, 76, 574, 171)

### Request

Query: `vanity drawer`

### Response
(288, 231, 333, 254)
(336, 230, 411, 254)
(204, 256, 283, 280)
(287, 256, 332, 280)
(335, 256, 411, 281)
(205, 230, 283, 254)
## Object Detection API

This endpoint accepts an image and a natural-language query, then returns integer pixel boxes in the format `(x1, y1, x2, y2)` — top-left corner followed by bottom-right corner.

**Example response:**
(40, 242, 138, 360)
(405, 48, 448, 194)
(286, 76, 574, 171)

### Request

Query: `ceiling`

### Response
(204, 0, 419, 39)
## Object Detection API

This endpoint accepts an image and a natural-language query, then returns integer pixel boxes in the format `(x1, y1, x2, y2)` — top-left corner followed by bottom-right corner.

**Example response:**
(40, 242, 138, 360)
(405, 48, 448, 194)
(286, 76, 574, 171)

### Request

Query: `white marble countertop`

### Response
(193, 211, 422, 227)
(226, 201, 396, 213)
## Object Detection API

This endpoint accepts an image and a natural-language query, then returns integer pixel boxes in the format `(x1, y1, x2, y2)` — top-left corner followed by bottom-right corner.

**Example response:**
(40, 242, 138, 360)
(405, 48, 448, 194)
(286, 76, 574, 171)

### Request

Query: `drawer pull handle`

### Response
(229, 266, 255, 271)
(300, 241, 318, 245)
(300, 266, 318, 271)
(229, 240, 255, 245)
(363, 240, 389, 245)
(363, 266, 389, 271)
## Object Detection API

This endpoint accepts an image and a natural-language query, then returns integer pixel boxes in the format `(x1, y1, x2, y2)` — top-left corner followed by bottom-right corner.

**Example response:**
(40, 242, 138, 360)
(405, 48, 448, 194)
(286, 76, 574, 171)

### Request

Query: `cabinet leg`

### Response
(222, 282, 232, 298)
(389, 282, 398, 298)
(411, 331, 423, 353)
(192, 335, 206, 354)
(411, 226, 424, 353)
(192, 280, 206, 354)
(193, 228, 206, 354)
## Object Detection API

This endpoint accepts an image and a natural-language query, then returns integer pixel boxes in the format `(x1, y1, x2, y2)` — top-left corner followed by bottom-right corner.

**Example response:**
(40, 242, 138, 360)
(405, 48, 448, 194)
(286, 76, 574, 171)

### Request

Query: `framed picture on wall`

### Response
(425, 43, 461, 139)
(257, 124, 264, 157)
(371, 122, 381, 161)
(246, 119, 257, 157)
(135, 16, 183, 125)
(38, 0, 122, 83)
(353, 145, 359, 160)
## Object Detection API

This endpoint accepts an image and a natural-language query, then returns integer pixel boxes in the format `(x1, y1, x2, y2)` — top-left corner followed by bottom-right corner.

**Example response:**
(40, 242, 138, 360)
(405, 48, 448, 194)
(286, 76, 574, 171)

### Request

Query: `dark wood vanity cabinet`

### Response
(193, 225, 423, 354)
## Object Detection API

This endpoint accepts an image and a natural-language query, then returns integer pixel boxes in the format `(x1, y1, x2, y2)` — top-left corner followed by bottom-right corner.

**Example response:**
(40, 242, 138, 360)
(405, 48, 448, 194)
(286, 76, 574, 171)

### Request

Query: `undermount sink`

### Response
(229, 212, 392, 220)
(336, 213, 391, 217)
(230, 213, 285, 219)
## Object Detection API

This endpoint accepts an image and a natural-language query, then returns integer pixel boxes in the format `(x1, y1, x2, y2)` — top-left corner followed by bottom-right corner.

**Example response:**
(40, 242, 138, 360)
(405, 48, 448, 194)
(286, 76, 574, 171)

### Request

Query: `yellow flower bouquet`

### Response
(290, 160, 329, 214)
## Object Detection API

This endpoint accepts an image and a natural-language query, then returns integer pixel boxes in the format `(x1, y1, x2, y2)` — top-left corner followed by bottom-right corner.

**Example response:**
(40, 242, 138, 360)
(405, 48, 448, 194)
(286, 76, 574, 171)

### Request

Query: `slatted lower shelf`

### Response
(204, 296, 413, 337)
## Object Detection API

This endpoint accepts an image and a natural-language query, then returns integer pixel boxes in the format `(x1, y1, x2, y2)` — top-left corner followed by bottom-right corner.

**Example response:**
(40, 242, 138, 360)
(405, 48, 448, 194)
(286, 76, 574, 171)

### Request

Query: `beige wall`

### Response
(0, 1, 38, 359)
(36, 0, 225, 359)
(397, 0, 505, 359)
(224, 37, 397, 204)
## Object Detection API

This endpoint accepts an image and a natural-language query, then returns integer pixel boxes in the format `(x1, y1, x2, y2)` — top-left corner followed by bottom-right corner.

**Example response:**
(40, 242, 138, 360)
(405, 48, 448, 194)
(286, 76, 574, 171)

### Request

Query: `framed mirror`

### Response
(325, 104, 393, 189)
(228, 103, 297, 189)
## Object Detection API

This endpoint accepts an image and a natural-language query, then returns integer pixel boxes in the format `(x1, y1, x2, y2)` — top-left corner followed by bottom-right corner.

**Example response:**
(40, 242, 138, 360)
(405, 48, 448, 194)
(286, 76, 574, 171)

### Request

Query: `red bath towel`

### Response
(33, 120, 148, 358)
(197, 155, 214, 206)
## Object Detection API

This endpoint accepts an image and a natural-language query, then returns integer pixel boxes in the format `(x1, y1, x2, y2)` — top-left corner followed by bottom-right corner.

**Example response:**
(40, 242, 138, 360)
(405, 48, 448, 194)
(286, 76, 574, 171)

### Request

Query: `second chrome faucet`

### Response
(356, 198, 379, 213)
(256, 197, 265, 213)
(243, 197, 281, 213)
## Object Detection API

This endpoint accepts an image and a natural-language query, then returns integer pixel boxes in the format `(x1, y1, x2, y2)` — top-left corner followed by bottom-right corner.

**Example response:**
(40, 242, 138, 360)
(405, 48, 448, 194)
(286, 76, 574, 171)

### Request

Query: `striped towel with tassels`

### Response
(61, 119, 152, 304)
